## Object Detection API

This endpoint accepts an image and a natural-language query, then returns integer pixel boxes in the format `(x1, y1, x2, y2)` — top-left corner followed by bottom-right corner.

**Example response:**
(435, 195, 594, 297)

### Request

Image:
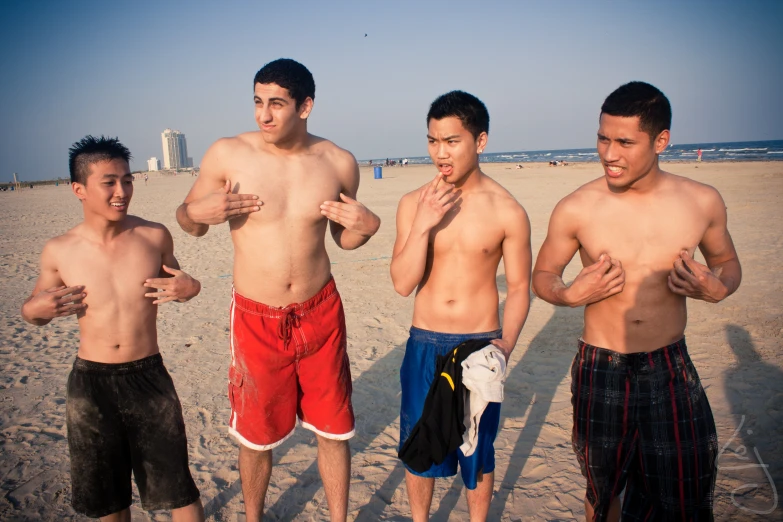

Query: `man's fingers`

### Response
(668, 275, 688, 295)
(226, 193, 260, 203)
(144, 278, 173, 288)
(223, 179, 232, 194)
(227, 206, 261, 217)
(52, 286, 84, 297)
(58, 292, 86, 305)
(669, 269, 689, 289)
(673, 259, 698, 282)
(153, 296, 177, 305)
(339, 193, 357, 204)
(56, 303, 86, 316)
(145, 291, 171, 299)
(228, 199, 262, 210)
(434, 185, 456, 202)
(430, 173, 444, 189)
(679, 253, 700, 275)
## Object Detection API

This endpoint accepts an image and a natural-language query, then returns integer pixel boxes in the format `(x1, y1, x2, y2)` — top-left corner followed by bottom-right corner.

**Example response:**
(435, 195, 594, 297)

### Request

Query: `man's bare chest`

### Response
(578, 204, 708, 273)
(430, 209, 504, 257)
(231, 165, 343, 224)
(59, 240, 161, 295)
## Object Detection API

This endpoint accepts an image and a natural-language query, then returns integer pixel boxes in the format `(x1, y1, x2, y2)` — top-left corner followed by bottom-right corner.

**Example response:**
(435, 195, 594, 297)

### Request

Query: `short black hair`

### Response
(253, 58, 315, 109)
(68, 135, 132, 184)
(601, 81, 672, 140)
(427, 90, 489, 139)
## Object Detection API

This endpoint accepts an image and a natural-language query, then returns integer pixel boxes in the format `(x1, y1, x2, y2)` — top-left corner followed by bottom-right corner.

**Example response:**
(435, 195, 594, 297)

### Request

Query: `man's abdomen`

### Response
(582, 283, 688, 353)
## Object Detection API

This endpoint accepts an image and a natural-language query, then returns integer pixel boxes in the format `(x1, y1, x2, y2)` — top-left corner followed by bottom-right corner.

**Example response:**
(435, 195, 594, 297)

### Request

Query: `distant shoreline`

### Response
(2, 160, 777, 190)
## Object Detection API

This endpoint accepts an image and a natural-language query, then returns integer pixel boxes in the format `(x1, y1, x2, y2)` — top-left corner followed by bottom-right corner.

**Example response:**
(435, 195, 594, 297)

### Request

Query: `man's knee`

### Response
(315, 435, 350, 450)
(239, 444, 272, 462)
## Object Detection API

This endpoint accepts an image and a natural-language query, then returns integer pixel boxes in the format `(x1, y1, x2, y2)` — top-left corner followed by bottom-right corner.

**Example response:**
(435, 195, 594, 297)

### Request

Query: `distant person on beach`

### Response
(144, 172, 149, 185)
(698, 148, 703, 162)
(533, 81, 741, 521)
(176, 58, 380, 521)
(391, 90, 531, 521)
(21, 135, 204, 521)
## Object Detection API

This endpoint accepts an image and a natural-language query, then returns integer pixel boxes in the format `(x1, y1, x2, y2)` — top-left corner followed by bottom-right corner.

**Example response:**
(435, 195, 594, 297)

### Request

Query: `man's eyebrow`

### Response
(426, 134, 461, 140)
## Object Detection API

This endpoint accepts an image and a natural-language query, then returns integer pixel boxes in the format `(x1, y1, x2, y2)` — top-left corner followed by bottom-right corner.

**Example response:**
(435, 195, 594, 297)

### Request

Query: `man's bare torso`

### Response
(50, 217, 165, 362)
(412, 176, 515, 333)
(573, 173, 712, 352)
(220, 133, 347, 306)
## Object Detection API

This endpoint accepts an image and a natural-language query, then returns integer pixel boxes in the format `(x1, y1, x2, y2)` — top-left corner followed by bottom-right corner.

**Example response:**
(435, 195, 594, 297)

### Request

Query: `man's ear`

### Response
(654, 129, 670, 154)
(476, 132, 488, 154)
(299, 97, 314, 119)
(72, 181, 86, 201)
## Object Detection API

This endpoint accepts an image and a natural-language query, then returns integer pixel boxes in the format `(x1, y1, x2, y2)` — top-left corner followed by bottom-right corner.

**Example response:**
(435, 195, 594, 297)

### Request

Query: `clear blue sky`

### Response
(1, 0, 781, 181)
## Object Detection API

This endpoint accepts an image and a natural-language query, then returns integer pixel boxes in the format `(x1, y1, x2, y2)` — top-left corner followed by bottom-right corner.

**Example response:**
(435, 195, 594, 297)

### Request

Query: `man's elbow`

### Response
(390, 270, 414, 297)
(393, 280, 415, 297)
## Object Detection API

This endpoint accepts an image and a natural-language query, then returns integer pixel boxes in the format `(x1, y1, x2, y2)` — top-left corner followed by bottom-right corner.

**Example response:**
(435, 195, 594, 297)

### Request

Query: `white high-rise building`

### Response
(161, 129, 189, 169)
(147, 157, 160, 171)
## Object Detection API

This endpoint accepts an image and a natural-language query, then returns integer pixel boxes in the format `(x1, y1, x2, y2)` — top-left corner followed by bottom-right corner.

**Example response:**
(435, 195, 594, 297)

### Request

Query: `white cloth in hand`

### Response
(460, 345, 507, 457)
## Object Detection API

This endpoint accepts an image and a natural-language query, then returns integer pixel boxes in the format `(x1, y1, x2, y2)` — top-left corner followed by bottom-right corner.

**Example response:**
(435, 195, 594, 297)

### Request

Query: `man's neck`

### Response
(81, 213, 128, 244)
(263, 128, 311, 156)
(454, 165, 483, 191)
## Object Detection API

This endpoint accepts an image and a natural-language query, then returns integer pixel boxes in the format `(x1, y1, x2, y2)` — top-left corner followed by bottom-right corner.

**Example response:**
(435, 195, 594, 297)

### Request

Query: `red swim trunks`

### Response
(228, 277, 354, 450)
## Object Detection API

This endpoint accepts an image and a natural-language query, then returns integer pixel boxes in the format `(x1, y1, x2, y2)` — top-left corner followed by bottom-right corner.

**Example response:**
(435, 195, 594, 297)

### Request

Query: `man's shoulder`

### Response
(310, 135, 357, 168)
(42, 228, 80, 255)
(552, 177, 605, 214)
(664, 172, 722, 200)
(126, 216, 171, 242)
(213, 133, 257, 152)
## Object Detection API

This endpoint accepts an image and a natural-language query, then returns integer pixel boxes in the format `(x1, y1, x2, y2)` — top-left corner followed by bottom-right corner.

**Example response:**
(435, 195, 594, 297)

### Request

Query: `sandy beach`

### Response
(1, 161, 781, 521)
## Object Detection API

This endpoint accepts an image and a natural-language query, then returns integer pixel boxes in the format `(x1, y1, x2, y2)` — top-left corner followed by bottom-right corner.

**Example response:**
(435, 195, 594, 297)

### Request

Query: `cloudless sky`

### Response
(1, 0, 781, 180)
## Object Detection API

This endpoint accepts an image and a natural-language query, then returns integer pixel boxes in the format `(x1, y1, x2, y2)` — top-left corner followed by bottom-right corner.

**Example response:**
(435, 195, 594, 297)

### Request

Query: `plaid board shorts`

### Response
(571, 338, 718, 521)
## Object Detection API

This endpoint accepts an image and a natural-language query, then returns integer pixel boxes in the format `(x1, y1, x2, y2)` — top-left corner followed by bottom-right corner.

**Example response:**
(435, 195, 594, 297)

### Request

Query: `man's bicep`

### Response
(392, 195, 417, 258)
(534, 203, 581, 276)
(699, 192, 738, 266)
(31, 245, 64, 295)
(340, 158, 360, 199)
(502, 207, 532, 290)
(183, 142, 227, 203)
(159, 227, 181, 273)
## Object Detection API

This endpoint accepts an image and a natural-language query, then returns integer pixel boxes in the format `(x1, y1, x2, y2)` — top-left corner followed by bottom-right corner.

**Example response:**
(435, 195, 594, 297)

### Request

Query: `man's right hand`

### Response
(561, 254, 625, 307)
(24, 285, 86, 321)
(412, 173, 459, 232)
(185, 180, 262, 225)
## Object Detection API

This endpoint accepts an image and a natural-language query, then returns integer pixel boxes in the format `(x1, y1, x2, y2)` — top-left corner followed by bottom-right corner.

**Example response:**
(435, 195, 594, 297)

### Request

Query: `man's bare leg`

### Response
(239, 445, 273, 521)
(315, 435, 350, 522)
(465, 470, 494, 521)
(100, 509, 130, 522)
(171, 499, 206, 522)
(405, 471, 435, 522)
(584, 495, 620, 522)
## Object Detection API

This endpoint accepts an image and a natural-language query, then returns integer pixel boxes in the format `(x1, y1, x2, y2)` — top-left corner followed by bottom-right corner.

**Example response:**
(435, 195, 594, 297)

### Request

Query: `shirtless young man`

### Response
(533, 82, 742, 521)
(21, 136, 204, 521)
(390, 91, 531, 521)
(175, 59, 380, 521)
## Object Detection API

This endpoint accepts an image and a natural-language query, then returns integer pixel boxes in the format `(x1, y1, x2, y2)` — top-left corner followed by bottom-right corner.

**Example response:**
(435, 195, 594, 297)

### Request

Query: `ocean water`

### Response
(370, 140, 783, 165)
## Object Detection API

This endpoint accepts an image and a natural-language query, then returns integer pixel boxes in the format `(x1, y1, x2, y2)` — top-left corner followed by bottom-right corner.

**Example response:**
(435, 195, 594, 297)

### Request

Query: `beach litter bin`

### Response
(374, 166, 382, 179)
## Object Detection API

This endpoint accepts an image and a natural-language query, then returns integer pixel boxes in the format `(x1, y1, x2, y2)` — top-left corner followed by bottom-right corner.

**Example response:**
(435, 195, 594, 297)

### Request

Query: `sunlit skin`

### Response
(22, 158, 201, 361)
(176, 79, 379, 521)
(391, 116, 531, 522)
(532, 114, 741, 520)
(21, 158, 204, 521)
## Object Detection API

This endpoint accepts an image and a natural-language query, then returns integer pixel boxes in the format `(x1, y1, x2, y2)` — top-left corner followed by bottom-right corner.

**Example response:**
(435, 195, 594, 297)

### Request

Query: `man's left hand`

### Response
(490, 338, 514, 363)
(144, 265, 201, 304)
(668, 250, 728, 303)
(321, 194, 381, 237)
